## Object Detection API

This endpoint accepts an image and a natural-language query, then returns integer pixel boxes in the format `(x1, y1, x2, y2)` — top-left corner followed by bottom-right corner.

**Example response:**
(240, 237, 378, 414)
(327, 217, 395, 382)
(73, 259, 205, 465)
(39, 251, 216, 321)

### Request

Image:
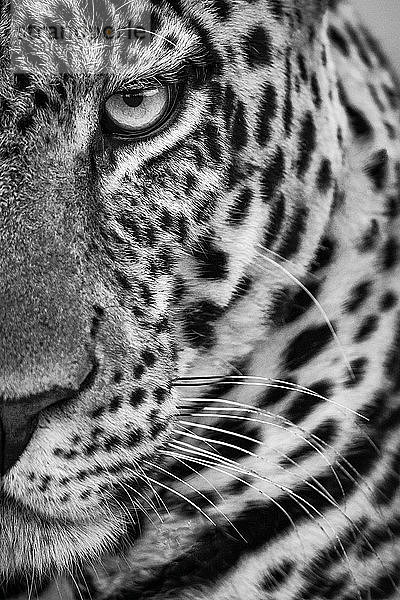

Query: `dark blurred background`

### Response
(353, 0, 400, 76)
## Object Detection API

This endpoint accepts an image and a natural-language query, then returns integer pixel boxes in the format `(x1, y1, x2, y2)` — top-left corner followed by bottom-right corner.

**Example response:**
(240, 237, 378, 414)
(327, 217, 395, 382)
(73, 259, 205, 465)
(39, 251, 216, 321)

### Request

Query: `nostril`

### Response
(0, 410, 39, 475)
(0, 359, 99, 476)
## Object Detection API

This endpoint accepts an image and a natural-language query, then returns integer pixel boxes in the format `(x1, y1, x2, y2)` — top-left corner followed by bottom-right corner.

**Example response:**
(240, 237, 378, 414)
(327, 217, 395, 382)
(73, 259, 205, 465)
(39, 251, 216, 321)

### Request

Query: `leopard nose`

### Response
(0, 362, 97, 476)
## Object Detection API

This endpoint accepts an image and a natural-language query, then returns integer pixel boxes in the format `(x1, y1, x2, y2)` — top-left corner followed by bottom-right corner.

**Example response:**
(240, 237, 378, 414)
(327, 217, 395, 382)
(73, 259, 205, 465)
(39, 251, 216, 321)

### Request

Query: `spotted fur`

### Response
(1, 0, 400, 599)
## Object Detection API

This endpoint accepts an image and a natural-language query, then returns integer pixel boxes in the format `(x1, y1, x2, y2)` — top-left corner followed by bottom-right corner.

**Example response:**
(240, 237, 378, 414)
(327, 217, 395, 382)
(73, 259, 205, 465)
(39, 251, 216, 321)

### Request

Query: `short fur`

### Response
(1, 0, 400, 599)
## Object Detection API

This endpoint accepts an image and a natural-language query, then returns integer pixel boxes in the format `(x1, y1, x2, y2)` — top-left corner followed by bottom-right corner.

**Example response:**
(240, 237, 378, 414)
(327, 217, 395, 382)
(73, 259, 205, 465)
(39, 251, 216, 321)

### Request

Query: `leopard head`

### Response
(0, 0, 341, 584)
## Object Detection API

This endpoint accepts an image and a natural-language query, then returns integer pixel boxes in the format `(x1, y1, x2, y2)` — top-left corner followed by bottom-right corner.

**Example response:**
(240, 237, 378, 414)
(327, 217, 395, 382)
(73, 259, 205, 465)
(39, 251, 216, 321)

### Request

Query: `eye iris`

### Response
(103, 86, 177, 138)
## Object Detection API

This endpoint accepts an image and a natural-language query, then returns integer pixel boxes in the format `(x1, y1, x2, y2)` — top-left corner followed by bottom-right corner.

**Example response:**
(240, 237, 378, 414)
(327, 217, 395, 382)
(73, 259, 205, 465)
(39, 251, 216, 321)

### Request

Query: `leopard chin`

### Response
(0, 494, 122, 581)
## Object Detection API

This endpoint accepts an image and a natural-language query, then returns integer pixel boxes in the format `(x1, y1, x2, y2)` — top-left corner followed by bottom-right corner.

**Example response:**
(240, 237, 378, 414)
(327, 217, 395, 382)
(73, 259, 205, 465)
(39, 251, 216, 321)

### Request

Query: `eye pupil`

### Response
(122, 94, 144, 108)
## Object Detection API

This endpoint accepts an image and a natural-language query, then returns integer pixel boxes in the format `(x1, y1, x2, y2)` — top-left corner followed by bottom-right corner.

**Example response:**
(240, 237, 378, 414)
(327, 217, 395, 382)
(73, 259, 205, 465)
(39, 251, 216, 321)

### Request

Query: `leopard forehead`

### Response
(1, 0, 400, 596)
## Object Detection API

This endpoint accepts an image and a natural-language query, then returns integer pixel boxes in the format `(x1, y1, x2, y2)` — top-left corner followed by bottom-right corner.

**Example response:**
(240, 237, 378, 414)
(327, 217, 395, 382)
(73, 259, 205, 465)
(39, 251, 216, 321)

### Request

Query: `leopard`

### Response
(1, 0, 400, 598)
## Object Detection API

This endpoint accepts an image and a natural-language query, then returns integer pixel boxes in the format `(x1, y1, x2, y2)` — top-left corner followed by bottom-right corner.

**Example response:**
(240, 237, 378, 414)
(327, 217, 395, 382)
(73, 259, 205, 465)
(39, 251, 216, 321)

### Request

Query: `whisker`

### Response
(161, 449, 308, 556)
(179, 382, 367, 419)
(179, 398, 383, 508)
(115, 26, 179, 49)
(162, 447, 362, 593)
(179, 398, 381, 505)
(120, 474, 164, 524)
(256, 248, 354, 379)
(65, 567, 85, 600)
(142, 458, 246, 541)
(101, 467, 154, 535)
(183, 411, 344, 503)
(75, 563, 94, 600)
(102, 466, 143, 528)
(138, 474, 218, 527)
(169, 432, 390, 590)
(172, 455, 225, 502)
(53, 577, 65, 600)
(162, 447, 355, 571)
(169, 437, 340, 512)
(136, 464, 170, 515)
(264, 247, 319, 280)
(179, 423, 223, 457)
(173, 428, 341, 515)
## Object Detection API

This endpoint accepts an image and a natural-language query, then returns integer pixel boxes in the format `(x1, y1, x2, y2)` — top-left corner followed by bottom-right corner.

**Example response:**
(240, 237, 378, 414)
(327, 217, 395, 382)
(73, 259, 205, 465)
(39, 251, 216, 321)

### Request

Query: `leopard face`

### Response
(1, 0, 349, 584)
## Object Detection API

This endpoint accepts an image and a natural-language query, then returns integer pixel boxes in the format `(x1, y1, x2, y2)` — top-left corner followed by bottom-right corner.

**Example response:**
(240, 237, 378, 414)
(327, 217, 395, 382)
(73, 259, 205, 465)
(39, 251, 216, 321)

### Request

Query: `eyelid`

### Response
(119, 88, 161, 98)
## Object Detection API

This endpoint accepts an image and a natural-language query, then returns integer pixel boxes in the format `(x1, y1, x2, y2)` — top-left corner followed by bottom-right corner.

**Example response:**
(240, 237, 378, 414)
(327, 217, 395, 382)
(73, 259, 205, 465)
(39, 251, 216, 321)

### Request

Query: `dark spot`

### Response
(127, 428, 145, 447)
(80, 490, 91, 500)
(297, 112, 316, 179)
(142, 350, 156, 367)
(354, 315, 379, 343)
(284, 380, 333, 425)
(337, 82, 373, 138)
(328, 25, 350, 56)
(91, 405, 106, 419)
(260, 561, 294, 592)
(227, 187, 253, 225)
(364, 149, 389, 191)
(263, 192, 286, 248)
(113, 371, 123, 384)
(231, 101, 248, 150)
(310, 237, 336, 273)
(243, 26, 272, 67)
(345, 281, 373, 313)
(38, 475, 52, 492)
(345, 357, 368, 387)
(276, 206, 309, 260)
(91, 427, 104, 439)
(130, 388, 147, 407)
(346, 23, 373, 68)
(346, 105, 373, 138)
(154, 387, 168, 404)
(382, 83, 399, 109)
(310, 73, 322, 108)
(317, 158, 333, 193)
(380, 291, 397, 312)
(204, 122, 223, 163)
(115, 270, 132, 290)
(385, 313, 400, 392)
(260, 146, 285, 202)
(212, 0, 232, 21)
(368, 83, 385, 112)
(192, 236, 229, 279)
(282, 281, 321, 324)
(284, 324, 334, 371)
(283, 50, 293, 135)
(255, 83, 277, 146)
(133, 363, 146, 379)
(109, 396, 123, 413)
(382, 237, 399, 270)
(183, 301, 223, 349)
(358, 218, 380, 252)
(270, 1, 284, 20)
(229, 276, 253, 307)
(297, 53, 308, 82)
(386, 195, 400, 219)
(223, 84, 237, 127)
(104, 435, 123, 452)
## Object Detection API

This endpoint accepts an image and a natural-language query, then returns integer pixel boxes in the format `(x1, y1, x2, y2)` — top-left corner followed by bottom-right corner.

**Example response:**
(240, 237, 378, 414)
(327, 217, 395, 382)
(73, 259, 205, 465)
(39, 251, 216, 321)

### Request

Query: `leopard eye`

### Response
(102, 86, 178, 139)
